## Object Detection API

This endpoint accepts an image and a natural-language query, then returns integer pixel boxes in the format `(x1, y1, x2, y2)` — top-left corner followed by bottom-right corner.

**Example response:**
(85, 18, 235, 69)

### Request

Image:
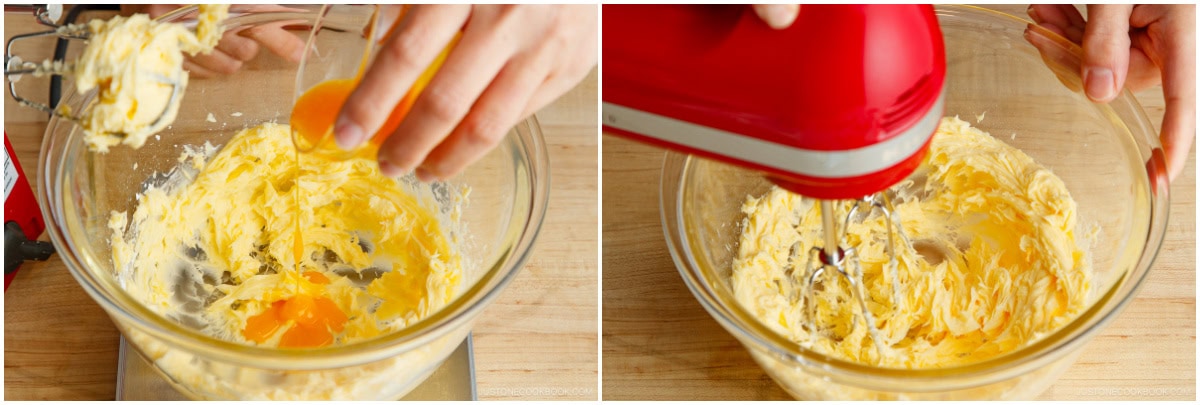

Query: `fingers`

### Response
(229, 4, 308, 14)
(1124, 5, 1174, 93)
(356, 4, 595, 180)
(183, 59, 221, 79)
(1028, 5, 1159, 93)
(375, 6, 519, 176)
(1156, 6, 1196, 182)
(414, 48, 594, 182)
(520, 68, 593, 120)
(1160, 95, 1195, 183)
(1126, 32, 1161, 92)
(1082, 4, 1134, 103)
(752, 4, 799, 29)
(188, 48, 243, 75)
(376, 5, 408, 42)
(334, 5, 470, 151)
(417, 52, 550, 181)
(413, 5, 595, 180)
(238, 21, 307, 63)
(1057, 3, 1087, 28)
(1028, 4, 1085, 43)
(120, 4, 183, 17)
(1033, 22, 1070, 43)
(185, 22, 305, 78)
(1023, 24, 1083, 93)
(214, 29, 261, 62)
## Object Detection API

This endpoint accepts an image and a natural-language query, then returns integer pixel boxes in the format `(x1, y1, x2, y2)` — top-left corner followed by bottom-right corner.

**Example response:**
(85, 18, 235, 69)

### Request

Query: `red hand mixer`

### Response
(603, 4, 946, 354)
(603, 4, 945, 199)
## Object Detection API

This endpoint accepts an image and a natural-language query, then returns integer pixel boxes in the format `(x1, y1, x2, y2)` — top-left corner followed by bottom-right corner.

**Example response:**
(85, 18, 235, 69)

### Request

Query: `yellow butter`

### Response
(75, 4, 229, 151)
(731, 117, 1092, 368)
(109, 123, 463, 346)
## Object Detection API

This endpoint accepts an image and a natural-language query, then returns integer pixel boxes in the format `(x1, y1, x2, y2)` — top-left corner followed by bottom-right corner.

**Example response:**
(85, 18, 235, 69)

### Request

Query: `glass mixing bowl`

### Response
(37, 5, 548, 400)
(663, 5, 1168, 400)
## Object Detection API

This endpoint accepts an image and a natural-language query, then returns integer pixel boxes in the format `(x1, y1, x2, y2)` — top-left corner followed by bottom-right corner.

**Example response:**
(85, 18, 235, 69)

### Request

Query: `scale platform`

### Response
(115, 334, 476, 400)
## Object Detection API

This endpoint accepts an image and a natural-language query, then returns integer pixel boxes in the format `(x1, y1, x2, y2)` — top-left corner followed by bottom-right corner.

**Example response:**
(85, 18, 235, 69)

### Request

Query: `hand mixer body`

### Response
(602, 4, 946, 199)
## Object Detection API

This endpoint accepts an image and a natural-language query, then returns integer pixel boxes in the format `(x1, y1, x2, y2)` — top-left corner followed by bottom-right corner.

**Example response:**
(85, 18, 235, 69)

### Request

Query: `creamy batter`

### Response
(75, 4, 228, 151)
(109, 123, 464, 347)
(731, 117, 1092, 368)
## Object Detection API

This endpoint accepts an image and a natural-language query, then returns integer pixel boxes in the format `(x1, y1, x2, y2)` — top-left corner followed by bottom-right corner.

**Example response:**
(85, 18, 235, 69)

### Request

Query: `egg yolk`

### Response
(289, 33, 459, 156)
(241, 272, 348, 348)
(303, 270, 330, 284)
(254, 32, 461, 350)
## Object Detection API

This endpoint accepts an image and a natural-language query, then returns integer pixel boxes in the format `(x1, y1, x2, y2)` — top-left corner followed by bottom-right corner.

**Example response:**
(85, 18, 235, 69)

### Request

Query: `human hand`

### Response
(752, 4, 800, 29)
(120, 4, 308, 78)
(334, 5, 597, 181)
(1027, 4, 1195, 182)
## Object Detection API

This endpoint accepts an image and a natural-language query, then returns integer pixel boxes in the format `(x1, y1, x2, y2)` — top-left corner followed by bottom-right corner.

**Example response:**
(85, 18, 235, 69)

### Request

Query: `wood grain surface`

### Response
(3, 10, 597, 400)
(601, 4, 1195, 401)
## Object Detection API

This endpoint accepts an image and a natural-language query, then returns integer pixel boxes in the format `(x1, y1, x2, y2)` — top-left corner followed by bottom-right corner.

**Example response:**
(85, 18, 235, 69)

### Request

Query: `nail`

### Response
(756, 5, 799, 30)
(1083, 67, 1115, 102)
(1027, 5, 1040, 22)
(415, 166, 437, 183)
(379, 159, 405, 177)
(334, 117, 364, 151)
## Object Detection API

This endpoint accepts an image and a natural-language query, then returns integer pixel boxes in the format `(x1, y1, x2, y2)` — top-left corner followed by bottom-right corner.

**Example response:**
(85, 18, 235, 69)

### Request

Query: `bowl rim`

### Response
(662, 4, 1169, 391)
(37, 5, 553, 369)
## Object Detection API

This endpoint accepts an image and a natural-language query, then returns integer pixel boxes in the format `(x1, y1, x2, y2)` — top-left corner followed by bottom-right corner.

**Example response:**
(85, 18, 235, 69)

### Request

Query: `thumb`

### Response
(1081, 5, 1133, 103)
(752, 4, 799, 30)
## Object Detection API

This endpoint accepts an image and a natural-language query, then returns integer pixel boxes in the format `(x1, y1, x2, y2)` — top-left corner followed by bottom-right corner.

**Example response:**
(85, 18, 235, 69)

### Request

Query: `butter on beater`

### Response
(74, 4, 229, 152)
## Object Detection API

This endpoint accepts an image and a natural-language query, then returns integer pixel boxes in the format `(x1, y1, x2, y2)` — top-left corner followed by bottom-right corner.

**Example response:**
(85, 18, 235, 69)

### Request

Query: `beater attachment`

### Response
(784, 193, 910, 357)
(4, 20, 183, 139)
(5, 23, 89, 116)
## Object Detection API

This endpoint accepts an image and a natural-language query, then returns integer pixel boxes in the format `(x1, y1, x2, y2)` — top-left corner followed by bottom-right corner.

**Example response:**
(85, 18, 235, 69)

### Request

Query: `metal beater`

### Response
(4, 5, 183, 138)
(785, 194, 911, 355)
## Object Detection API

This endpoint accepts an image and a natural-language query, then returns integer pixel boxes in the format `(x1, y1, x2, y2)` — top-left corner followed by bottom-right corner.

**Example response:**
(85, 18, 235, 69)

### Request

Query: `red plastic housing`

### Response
(603, 4, 946, 199)
(4, 134, 45, 291)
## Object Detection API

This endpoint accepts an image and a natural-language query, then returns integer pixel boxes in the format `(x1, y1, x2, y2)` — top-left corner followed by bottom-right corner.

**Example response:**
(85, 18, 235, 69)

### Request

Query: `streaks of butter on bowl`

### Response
(730, 116, 1093, 369)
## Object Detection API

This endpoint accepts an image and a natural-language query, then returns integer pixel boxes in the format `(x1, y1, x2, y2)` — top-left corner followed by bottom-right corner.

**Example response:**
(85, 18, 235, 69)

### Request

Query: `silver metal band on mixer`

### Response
(601, 92, 944, 179)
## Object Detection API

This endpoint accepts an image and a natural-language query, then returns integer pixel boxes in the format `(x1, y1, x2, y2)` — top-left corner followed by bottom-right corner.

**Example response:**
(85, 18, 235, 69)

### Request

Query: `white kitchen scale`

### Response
(115, 334, 476, 400)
